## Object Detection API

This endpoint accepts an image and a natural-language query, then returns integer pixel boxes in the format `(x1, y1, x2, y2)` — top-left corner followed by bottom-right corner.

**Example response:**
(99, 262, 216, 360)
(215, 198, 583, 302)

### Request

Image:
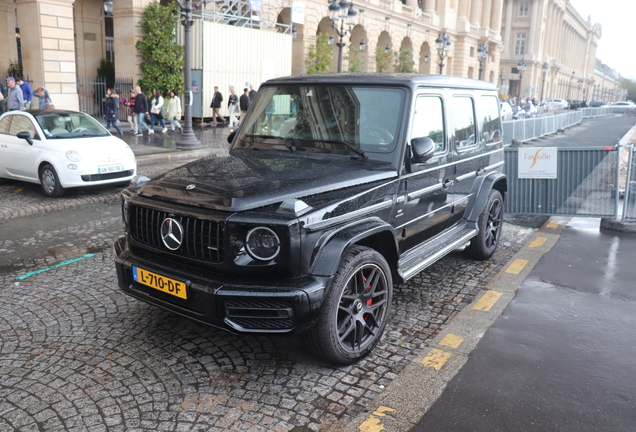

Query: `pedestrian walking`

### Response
(105, 88, 123, 137)
(166, 90, 182, 133)
(134, 86, 150, 136)
(5, 77, 24, 111)
(228, 87, 238, 127)
(210, 86, 224, 126)
(248, 83, 257, 104)
(239, 88, 250, 125)
(35, 87, 54, 109)
(121, 90, 137, 133)
(16, 78, 32, 110)
(149, 89, 167, 133)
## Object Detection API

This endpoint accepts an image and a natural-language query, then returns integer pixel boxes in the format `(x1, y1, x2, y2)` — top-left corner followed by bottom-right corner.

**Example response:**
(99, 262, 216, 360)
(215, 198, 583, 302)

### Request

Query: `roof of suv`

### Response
(265, 73, 499, 91)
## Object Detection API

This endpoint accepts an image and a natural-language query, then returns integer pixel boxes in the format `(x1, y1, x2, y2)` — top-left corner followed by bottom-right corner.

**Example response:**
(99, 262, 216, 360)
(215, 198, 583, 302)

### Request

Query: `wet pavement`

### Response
(409, 217, 636, 432)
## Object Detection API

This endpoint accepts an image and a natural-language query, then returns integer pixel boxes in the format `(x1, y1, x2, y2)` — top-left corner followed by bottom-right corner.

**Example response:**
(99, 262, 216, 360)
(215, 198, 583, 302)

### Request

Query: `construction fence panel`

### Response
(624, 148, 636, 221)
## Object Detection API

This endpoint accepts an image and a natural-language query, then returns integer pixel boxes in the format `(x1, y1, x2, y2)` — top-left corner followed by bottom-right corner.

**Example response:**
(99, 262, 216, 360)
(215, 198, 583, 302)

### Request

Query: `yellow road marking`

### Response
(13, 187, 25, 194)
(421, 349, 452, 370)
(359, 407, 397, 432)
(439, 334, 464, 349)
(546, 221, 560, 229)
(472, 290, 502, 311)
(528, 237, 547, 248)
(505, 258, 529, 274)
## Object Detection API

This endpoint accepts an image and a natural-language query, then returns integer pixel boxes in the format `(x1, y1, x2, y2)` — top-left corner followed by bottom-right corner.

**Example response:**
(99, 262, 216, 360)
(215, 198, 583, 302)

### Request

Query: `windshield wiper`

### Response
(299, 138, 367, 159)
(243, 134, 296, 153)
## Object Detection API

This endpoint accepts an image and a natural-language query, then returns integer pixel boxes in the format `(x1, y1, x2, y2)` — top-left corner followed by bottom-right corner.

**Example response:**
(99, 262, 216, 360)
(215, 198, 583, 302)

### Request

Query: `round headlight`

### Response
(66, 150, 82, 162)
(245, 227, 280, 261)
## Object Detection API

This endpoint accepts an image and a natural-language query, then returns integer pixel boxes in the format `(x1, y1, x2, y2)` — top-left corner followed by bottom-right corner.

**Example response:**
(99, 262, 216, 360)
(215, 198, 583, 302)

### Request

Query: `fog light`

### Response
(245, 227, 280, 261)
(67, 164, 78, 170)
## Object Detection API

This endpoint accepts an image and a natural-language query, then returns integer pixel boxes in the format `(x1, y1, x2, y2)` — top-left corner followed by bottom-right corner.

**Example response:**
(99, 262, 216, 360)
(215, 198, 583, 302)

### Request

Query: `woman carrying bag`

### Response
(166, 90, 182, 133)
(149, 89, 167, 134)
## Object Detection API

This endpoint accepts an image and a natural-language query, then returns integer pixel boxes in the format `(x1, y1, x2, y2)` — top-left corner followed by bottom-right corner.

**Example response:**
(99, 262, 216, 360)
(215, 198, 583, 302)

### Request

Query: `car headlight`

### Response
(245, 227, 280, 261)
(66, 150, 82, 162)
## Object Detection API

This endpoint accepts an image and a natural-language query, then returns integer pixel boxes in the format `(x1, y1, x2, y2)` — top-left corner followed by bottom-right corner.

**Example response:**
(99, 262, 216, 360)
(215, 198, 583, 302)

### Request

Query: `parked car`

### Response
(610, 101, 636, 108)
(113, 74, 507, 365)
(0, 110, 136, 197)
(500, 101, 513, 121)
(545, 99, 569, 110)
(590, 101, 608, 107)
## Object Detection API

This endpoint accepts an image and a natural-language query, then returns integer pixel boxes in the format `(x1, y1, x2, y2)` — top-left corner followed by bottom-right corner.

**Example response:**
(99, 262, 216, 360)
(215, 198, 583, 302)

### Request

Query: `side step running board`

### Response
(398, 221, 478, 281)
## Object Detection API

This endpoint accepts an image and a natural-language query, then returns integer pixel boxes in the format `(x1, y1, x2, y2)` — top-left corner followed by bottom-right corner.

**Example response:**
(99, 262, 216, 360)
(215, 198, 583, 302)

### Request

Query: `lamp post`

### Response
(477, 42, 488, 81)
(516, 59, 526, 101)
(175, 0, 209, 149)
(541, 62, 549, 102)
(435, 33, 451, 75)
(568, 71, 575, 99)
(327, 0, 358, 73)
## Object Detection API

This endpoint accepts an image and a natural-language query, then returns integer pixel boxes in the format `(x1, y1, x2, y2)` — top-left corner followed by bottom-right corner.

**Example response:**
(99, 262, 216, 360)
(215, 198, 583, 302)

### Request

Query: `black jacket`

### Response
(239, 94, 250, 111)
(134, 92, 149, 114)
(210, 91, 223, 108)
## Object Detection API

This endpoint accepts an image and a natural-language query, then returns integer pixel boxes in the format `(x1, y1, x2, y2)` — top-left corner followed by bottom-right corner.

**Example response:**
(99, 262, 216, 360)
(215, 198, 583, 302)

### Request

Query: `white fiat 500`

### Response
(0, 110, 136, 197)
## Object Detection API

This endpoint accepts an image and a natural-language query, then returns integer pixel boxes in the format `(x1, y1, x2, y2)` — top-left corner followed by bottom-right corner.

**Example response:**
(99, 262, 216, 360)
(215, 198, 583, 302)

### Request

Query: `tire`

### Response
(39, 163, 65, 197)
(466, 189, 503, 260)
(302, 246, 393, 365)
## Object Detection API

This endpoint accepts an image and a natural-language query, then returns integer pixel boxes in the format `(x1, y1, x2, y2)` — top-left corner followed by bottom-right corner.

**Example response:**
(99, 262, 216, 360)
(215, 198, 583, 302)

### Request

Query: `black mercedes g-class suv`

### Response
(114, 73, 506, 364)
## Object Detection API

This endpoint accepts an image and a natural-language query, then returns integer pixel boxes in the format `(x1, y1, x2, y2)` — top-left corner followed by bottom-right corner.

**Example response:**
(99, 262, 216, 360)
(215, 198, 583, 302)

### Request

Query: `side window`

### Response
(0, 116, 11, 135)
(452, 96, 477, 150)
(8, 115, 37, 139)
(480, 96, 502, 144)
(412, 95, 445, 153)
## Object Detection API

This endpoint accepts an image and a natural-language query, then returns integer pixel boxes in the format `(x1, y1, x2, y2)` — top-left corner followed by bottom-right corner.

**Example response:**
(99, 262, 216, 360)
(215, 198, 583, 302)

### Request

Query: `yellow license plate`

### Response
(133, 266, 188, 300)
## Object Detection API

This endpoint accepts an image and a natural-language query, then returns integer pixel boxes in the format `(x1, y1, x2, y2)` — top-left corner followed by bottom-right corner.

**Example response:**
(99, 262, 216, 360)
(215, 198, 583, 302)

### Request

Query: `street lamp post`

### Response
(435, 33, 451, 75)
(568, 71, 575, 99)
(477, 42, 488, 81)
(327, 0, 358, 73)
(516, 59, 526, 102)
(175, 0, 209, 149)
(541, 62, 549, 102)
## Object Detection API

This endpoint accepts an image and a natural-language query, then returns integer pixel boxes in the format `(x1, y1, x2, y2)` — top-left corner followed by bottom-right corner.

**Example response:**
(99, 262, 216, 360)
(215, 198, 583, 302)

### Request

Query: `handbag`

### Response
(45, 103, 55, 109)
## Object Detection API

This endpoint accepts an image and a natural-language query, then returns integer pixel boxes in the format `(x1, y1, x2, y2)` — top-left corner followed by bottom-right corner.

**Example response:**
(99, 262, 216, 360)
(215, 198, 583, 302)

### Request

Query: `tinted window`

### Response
(452, 96, 476, 149)
(480, 96, 501, 144)
(8, 115, 37, 138)
(412, 95, 445, 153)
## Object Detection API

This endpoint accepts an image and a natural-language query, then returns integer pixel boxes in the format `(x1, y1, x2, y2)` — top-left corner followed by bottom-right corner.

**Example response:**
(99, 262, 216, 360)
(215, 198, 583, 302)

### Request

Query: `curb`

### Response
(600, 217, 636, 233)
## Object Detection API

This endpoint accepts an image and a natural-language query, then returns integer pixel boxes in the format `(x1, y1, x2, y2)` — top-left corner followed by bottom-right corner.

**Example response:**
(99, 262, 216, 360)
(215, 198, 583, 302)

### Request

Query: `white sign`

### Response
(518, 147, 558, 179)
(292, 2, 305, 24)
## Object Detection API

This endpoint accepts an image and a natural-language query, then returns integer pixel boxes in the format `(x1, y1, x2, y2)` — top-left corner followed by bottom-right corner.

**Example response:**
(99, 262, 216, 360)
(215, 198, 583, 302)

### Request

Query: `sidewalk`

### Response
(115, 121, 233, 165)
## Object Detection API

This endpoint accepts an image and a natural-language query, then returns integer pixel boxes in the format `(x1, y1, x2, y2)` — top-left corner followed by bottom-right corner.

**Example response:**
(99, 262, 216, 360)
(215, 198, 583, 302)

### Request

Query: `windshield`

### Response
(236, 85, 405, 157)
(35, 112, 110, 138)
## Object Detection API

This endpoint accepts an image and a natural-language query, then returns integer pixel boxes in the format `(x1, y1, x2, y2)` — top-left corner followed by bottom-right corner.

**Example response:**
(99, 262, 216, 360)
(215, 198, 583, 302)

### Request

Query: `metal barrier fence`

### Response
(504, 147, 618, 217)
(502, 111, 583, 145)
(623, 147, 636, 221)
(77, 77, 106, 119)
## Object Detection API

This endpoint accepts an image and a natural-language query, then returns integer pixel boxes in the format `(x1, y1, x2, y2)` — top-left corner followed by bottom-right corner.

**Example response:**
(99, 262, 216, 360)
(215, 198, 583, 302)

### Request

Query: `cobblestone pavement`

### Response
(0, 221, 535, 432)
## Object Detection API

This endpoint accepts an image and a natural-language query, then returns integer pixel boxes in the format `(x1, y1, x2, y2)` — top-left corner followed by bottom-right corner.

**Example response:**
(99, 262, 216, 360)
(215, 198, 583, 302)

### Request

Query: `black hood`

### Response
(138, 149, 397, 211)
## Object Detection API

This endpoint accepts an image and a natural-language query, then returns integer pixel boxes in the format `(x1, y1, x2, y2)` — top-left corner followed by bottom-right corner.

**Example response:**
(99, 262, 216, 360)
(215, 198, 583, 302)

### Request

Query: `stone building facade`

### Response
(499, 0, 601, 102)
(0, 0, 613, 112)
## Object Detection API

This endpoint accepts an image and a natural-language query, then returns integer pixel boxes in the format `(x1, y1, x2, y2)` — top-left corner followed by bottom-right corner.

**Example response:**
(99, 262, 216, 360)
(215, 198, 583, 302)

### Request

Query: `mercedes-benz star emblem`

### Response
(186, 184, 196, 190)
(160, 218, 184, 250)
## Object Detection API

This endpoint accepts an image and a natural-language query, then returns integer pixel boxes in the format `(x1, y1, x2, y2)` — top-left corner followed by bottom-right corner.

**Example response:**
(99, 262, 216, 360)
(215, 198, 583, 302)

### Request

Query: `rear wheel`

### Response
(466, 189, 503, 260)
(302, 246, 393, 365)
(39, 163, 65, 197)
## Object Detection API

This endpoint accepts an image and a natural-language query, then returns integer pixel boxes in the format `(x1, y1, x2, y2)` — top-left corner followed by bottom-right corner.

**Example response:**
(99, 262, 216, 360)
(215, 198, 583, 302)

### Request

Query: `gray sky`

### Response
(569, 0, 633, 79)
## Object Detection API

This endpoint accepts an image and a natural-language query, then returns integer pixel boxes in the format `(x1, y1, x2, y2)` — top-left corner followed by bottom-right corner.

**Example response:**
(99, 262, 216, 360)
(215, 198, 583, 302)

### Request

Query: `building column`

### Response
(526, 0, 539, 55)
(17, 0, 78, 110)
(501, 0, 513, 56)
(480, 0, 492, 30)
(490, 0, 503, 34)
(470, 0, 481, 26)
(113, 0, 154, 86)
(423, 0, 436, 14)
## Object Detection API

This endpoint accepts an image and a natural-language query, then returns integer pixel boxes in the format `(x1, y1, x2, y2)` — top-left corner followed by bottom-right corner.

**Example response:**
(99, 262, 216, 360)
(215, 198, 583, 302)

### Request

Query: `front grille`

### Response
(129, 204, 225, 262)
(225, 298, 296, 330)
(82, 170, 134, 181)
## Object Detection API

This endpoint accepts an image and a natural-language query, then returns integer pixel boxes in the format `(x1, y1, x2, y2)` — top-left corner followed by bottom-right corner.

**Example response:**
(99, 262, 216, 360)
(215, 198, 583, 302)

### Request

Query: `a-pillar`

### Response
(17, 0, 78, 110)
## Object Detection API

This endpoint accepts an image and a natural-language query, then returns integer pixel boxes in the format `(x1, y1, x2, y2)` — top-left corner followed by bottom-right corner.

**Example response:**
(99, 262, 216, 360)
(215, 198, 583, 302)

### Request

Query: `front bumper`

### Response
(113, 237, 329, 333)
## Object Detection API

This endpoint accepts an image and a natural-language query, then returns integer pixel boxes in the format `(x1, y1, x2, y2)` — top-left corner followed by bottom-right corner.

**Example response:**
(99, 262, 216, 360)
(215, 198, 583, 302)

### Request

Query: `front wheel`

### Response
(466, 189, 503, 260)
(39, 163, 65, 197)
(302, 246, 393, 365)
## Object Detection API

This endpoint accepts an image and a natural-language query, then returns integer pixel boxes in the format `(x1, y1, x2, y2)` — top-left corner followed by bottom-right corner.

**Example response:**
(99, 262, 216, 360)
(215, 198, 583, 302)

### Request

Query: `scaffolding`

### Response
(193, 0, 294, 35)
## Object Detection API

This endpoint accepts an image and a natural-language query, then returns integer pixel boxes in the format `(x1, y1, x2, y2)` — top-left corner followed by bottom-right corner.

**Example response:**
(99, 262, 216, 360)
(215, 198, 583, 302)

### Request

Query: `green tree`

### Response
(97, 58, 115, 89)
(305, 33, 334, 74)
(394, 47, 415, 73)
(7, 59, 23, 79)
(346, 44, 364, 73)
(618, 77, 636, 101)
(375, 46, 392, 73)
(136, 2, 184, 95)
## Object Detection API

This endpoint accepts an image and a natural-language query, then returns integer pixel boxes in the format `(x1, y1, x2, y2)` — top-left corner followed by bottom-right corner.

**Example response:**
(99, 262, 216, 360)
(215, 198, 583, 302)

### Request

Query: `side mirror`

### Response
(227, 130, 236, 144)
(411, 136, 436, 163)
(17, 131, 33, 145)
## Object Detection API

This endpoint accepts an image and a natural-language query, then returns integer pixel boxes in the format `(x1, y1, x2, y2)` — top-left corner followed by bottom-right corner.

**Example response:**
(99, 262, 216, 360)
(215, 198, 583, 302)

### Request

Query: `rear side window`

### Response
(480, 95, 501, 144)
(8, 115, 37, 139)
(0, 117, 10, 134)
(412, 95, 445, 153)
(451, 96, 476, 150)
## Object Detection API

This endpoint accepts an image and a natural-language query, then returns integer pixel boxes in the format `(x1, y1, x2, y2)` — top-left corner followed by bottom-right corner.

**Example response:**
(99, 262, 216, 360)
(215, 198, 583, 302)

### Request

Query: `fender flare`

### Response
(309, 217, 398, 278)
(464, 172, 507, 223)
